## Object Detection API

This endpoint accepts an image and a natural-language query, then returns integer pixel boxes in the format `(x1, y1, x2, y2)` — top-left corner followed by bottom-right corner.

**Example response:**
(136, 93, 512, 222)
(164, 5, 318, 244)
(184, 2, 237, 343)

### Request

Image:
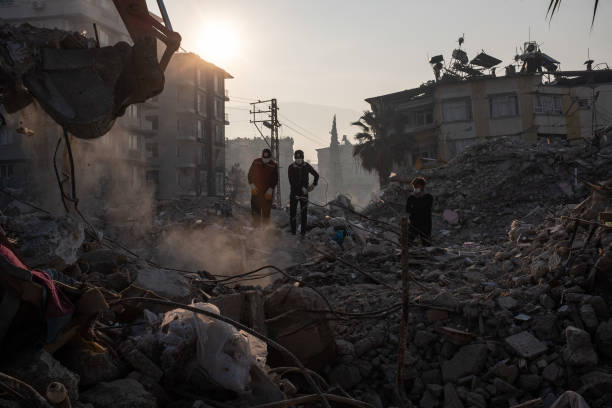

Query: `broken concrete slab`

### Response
(134, 266, 191, 302)
(441, 343, 488, 382)
(59, 348, 123, 387)
(443, 383, 465, 408)
(563, 326, 598, 367)
(505, 331, 547, 359)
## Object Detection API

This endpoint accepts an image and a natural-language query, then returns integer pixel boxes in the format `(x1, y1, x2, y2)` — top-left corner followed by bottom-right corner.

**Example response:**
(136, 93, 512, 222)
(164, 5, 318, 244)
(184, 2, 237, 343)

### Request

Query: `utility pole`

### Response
(250, 98, 281, 208)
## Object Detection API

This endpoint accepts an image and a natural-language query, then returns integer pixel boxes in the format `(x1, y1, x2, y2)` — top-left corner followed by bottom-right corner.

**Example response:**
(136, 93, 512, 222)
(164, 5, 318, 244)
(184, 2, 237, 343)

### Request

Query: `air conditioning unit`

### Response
(32, 0, 46, 9)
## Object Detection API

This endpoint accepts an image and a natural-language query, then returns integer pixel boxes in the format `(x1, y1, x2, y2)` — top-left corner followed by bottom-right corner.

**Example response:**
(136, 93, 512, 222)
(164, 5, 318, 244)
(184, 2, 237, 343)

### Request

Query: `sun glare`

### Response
(197, 22, 238, 65)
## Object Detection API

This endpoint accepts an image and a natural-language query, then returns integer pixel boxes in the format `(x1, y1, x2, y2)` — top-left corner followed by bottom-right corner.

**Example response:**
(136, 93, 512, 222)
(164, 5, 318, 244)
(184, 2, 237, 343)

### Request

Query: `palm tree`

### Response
(352, 108, 411, 186)
(547, 0, 599, 27)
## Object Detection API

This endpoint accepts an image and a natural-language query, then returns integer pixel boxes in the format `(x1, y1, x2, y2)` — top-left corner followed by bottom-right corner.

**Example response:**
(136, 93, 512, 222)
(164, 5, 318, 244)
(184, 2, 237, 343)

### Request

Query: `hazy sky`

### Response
(148, 0, 611, 160)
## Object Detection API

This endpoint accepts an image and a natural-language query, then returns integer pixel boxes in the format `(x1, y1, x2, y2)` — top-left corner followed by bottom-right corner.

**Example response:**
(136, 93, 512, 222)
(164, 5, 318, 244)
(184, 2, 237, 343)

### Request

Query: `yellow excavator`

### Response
(0, 0, 181, 139)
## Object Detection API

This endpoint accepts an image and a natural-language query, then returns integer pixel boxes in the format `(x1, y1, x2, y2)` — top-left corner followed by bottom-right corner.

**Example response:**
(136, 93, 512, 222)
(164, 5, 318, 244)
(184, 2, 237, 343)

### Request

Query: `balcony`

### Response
(224, 113, 230, 125)
(224, 89, 230, 101)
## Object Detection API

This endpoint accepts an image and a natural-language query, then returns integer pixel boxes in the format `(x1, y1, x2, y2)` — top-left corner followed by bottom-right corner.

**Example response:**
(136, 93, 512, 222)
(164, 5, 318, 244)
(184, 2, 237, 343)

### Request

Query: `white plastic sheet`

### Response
(159, 302, 266, 393)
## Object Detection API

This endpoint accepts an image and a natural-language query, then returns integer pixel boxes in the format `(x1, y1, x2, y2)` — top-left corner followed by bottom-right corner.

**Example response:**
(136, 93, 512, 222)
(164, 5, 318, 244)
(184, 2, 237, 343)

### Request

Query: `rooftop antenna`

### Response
(528, 26, 531, 42)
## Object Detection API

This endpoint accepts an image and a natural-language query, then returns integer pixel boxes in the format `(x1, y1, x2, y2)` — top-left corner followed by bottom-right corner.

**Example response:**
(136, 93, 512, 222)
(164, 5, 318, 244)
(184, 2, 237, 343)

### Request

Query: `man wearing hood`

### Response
(288, 150, 319, 236)
(248, 148, 279, 224)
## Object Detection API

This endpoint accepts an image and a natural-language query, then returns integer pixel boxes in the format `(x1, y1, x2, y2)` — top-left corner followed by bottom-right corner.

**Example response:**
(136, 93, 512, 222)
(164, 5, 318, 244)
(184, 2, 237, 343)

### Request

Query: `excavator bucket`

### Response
(0, 1, 180, 139)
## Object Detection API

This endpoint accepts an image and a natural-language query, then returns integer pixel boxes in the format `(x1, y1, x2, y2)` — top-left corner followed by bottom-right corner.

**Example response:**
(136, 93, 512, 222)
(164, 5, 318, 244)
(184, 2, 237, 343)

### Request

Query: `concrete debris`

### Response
(4, 137, 612, 407)
(80, 378, 157, 408)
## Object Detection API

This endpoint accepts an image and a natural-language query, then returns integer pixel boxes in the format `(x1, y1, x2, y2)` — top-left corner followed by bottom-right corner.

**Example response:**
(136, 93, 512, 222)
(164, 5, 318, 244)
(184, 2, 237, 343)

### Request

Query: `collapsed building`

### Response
(366, 40, 612, 167)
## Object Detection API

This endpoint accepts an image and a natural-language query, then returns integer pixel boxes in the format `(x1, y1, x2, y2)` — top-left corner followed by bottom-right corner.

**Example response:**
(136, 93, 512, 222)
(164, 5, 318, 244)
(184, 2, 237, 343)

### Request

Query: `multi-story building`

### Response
(365, 44, 612, 166)
(146, 52, 232, 198)
(225, 137, 294, 205)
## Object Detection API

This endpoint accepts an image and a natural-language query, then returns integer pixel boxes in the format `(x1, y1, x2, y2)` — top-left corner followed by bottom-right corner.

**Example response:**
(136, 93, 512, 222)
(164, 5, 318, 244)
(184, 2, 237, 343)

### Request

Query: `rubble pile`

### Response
(368, 137, 612, 244)
(3, 139, 612, 408)
(262, 185, 611, 407)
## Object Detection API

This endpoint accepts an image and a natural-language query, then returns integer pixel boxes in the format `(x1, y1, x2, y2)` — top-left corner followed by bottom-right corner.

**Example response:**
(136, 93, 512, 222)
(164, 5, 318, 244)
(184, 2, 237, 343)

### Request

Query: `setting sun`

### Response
(197, 21, 238, 64)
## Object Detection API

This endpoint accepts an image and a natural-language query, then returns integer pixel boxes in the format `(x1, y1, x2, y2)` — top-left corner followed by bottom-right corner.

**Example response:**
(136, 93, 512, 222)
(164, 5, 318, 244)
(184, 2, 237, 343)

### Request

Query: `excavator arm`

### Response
(112, 0, 181, 72)
(0, 0, 181, 139)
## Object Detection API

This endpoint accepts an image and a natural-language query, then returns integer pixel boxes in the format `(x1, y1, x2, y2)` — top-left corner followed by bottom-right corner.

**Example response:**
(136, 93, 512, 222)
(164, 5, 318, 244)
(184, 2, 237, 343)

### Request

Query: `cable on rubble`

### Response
(114, 297, 333, 408)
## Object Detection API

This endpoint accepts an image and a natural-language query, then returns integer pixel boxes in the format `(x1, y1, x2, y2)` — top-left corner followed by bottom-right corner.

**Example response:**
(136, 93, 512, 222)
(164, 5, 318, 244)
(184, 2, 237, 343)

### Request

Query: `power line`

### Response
(282, 123, 327, 146)
(279, 113, 323, 140)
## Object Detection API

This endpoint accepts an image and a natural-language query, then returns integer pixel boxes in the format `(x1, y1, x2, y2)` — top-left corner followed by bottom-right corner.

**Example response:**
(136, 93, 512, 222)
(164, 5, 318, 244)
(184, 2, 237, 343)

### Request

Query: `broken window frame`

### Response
(489, 93, 519, 119)
(442, 97, 472, 123)
(534, 94, 563, 115)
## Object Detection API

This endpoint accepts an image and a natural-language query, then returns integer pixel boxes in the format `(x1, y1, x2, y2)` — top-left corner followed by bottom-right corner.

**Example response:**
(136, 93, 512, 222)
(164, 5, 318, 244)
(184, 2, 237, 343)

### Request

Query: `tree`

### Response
(352, 108, 410, 186)
(547, 0, 599, 27)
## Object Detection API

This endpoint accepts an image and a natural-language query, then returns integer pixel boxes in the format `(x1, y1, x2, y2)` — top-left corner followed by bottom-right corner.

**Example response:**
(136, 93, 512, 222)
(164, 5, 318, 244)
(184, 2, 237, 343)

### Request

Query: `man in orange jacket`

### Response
(248, 148, 279, 224)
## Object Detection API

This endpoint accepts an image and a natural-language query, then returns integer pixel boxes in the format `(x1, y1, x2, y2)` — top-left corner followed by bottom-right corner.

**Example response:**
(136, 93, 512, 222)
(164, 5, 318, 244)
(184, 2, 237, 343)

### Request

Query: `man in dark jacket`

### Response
(406, 176, 433, 246)
(248, 148, 279, 224)
(288, 150, 319, 236)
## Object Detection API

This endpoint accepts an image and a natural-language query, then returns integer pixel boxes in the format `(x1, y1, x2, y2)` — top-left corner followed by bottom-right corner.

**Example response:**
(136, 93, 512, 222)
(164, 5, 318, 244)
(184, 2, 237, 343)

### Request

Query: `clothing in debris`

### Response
(406, 192, 433, 245)
(248, 157, 279, 223)
(288, 162, 319, 235)
(0, 243, 75, 344)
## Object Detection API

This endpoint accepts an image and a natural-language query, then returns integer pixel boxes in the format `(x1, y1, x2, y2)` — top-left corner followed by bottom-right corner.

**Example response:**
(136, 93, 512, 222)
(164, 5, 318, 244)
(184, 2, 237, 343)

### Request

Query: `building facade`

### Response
(225, 137, 294, 205)
(366, 66, 612, 165)
(147, 53, 232, 199)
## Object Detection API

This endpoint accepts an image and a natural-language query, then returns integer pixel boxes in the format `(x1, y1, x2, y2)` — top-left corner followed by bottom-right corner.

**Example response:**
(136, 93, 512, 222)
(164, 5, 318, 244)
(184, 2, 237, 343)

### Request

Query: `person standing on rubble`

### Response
(406, 176, 433, 246)
(248, 148, 279, 225)
(288, 150, 319, 236)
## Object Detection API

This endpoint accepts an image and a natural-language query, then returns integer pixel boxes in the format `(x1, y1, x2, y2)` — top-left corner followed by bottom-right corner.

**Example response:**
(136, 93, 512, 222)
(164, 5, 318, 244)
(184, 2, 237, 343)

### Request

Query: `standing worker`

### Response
(288, 150, 319, 236)
(405, 176, 433, 246)
(248, 148, 279, 225)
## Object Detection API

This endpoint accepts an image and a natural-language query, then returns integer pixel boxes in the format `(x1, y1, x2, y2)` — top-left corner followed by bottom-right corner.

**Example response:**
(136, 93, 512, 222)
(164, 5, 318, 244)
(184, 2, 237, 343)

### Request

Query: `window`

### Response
(535, 94, 562, 114)
(216, 100, 223, 119)
(128, 134, 138, 150)
(0, 128, 13, 145)
(201, 147, 207, 164)
(213, 75, 219, 93)
(146, 170, 159, 186)
(0, 164, 14, 178)
(216, 124, 224, 143)
(177, 86, 194, 110)
(414, 109, 434, 127)
(126, 104, 138, 118)
(176, 145, 181, 157)
(442, 98, 472, 122)
(146, 143, 158, 159)
(197, 93, 207, 115)
(490, 94, 518, 118)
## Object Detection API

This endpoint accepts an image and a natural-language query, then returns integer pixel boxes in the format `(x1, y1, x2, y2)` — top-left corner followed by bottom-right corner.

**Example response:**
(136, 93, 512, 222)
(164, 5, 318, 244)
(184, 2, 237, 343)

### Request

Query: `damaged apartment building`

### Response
(0, 0, 232, 199)
(366, 40, 612, 167)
